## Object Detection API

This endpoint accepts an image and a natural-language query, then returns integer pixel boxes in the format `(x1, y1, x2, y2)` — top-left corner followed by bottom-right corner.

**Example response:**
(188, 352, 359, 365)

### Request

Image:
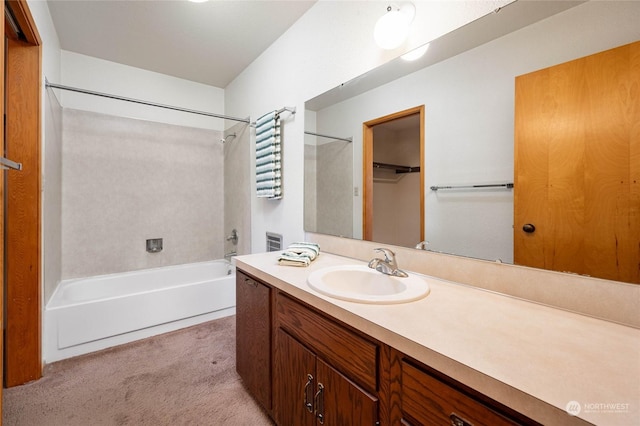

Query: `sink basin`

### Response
(307, 265, 430, 304)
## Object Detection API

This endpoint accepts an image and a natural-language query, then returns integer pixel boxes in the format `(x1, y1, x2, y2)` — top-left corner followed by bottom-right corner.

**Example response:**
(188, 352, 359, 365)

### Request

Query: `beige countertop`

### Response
(235, 251, 639, 426)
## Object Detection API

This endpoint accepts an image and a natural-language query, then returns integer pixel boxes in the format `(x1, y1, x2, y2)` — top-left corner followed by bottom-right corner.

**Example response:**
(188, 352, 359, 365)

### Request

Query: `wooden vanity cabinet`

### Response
(236, 268, 538, 426)
(235, 271, 273, 414)
(274, 292, 380, 426)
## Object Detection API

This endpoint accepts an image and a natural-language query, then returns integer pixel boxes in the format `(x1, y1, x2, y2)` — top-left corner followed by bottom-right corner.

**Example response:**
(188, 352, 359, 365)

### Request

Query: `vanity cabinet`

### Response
(235, 271, 272, 413)
(236, 267, 538, 426)
(274, 293, 379, 425)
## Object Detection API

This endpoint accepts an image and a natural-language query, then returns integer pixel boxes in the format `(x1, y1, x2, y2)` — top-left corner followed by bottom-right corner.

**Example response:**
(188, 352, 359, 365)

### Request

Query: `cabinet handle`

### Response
(244, 277, 258, 287)
(450, 413, 473, 426)
(314, 383, 325, 424)
(303, 374, 314, 413)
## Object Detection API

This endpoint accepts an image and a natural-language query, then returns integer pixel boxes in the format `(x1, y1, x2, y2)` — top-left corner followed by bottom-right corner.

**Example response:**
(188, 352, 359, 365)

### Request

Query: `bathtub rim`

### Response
(47, 259, 235, 309)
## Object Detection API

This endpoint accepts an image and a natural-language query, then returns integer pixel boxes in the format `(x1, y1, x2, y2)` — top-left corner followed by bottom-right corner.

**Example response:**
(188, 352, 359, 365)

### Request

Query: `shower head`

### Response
(221, 133, 237, 143)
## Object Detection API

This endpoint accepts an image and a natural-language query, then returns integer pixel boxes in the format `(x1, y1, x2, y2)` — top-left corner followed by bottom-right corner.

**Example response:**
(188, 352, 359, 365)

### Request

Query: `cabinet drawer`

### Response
(276, 293, 378, 393)
(401, 361, 521, 426)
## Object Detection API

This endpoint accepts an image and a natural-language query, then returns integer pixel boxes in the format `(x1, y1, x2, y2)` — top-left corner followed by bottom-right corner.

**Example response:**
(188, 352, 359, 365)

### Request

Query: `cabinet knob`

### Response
(522, 223, 536, 233)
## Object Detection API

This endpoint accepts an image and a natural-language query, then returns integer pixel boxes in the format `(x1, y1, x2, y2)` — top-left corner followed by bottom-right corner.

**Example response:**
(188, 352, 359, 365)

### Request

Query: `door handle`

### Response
(522, 223, 536, 233)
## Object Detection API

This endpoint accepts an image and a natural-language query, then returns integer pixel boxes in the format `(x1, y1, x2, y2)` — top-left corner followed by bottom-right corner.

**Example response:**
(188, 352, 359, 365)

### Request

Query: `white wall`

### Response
(225, 0, 512, 252)
(59, 51, 225, 131)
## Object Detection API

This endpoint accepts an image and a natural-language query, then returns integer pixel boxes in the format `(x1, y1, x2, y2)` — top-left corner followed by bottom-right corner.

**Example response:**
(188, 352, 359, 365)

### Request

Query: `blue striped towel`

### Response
(256, 111, 282, 199)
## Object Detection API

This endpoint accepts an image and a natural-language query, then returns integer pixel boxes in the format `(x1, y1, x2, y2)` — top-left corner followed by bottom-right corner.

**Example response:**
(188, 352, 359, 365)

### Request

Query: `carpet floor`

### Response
(3, 315, 274, 426)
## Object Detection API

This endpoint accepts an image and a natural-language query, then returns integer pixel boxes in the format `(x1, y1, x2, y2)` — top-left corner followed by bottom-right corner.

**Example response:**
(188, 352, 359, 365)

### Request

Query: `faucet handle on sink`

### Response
(373, 247, 396, 265)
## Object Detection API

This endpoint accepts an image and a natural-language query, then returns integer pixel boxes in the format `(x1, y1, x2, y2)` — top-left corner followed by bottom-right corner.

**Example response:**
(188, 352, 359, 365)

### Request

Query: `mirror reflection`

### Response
(304, 1, 640, 283)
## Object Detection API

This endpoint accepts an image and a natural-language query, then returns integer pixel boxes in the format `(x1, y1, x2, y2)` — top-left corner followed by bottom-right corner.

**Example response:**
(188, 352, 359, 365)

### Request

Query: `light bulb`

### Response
(374, 8, 411, 50)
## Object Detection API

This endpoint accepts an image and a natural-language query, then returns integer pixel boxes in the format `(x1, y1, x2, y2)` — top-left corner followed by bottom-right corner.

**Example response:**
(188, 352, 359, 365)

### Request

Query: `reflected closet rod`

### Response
(44, 79, 251, 124)
(304, 131, 352, 143)
(430, 183, 514, 191)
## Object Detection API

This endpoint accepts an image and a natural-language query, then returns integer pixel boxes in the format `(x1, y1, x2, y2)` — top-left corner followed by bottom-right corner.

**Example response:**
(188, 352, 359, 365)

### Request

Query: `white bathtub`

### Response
(44, 260, 236, 363)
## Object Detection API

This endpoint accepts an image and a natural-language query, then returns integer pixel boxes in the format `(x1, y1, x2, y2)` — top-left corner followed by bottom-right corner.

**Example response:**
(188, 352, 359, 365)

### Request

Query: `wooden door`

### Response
(235, 272, 272, 411)
(274, 329, 316, 426)
(514, 41, 640, 283)
(1, 2, 5, 414)
(316, 358, 378, 425)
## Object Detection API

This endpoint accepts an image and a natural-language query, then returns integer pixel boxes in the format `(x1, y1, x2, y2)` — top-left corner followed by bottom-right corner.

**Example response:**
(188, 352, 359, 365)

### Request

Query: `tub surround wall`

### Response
(43, 88, 63, 303)
(315, 139, 353, 238)
(224, 121, 252, 258)
(62, 109, 224, 279)
(308, 233, 640, 329)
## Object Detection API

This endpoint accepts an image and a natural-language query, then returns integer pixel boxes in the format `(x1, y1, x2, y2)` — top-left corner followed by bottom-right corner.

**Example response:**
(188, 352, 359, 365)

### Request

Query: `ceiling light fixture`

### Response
(374, 3, 416, 50)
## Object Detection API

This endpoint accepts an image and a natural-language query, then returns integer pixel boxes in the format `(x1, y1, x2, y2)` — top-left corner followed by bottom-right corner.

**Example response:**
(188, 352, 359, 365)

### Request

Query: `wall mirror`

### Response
(304, 0, 640, 284)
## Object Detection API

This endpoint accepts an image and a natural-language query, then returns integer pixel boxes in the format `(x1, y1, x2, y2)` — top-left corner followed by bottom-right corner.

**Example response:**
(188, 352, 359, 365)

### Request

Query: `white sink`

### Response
(307, 265, 430, 304)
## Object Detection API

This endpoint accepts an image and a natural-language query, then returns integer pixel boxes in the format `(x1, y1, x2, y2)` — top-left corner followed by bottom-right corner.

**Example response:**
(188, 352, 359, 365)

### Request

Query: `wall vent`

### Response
(266, 232, 283, 252)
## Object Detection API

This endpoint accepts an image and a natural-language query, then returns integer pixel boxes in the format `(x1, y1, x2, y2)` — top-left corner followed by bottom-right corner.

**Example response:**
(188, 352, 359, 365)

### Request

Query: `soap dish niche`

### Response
(146, 238, 163, 253)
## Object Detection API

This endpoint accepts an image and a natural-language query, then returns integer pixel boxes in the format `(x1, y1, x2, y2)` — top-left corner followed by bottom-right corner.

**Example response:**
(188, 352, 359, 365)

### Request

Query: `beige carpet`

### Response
(3, 316, 274, 426)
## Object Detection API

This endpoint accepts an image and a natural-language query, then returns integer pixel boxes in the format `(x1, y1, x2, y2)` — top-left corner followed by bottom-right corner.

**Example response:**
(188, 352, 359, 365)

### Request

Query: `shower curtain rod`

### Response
(304, 131, 352, 143)
(45, 79, 251, 124)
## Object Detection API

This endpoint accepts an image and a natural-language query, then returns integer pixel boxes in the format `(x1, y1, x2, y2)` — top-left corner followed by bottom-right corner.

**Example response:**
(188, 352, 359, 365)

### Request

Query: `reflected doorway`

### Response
(363, 106, 424, 247)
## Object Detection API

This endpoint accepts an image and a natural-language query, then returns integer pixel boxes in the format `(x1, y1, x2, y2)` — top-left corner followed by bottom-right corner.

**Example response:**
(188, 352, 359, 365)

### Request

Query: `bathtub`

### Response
(44, 260, 236, 363)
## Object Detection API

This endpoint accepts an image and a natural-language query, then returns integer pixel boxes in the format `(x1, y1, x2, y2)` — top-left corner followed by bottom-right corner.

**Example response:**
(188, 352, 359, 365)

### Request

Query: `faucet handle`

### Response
(373, 247, 396, 263)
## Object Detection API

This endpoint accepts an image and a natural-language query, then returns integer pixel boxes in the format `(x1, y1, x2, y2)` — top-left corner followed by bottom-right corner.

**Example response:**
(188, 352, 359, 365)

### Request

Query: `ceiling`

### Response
(47, 0, 316, 88)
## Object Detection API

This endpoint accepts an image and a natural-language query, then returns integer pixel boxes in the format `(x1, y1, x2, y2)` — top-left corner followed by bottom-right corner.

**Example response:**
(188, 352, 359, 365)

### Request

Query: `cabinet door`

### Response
(274, 329, 316, 426)
(316, 358, 379, 426)
(236, 272, 272, 410)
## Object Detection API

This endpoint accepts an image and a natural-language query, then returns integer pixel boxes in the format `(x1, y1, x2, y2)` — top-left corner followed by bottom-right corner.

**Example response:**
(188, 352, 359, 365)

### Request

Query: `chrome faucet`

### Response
(415, 240, 429, 250)
(224, 250, 237, 262)
(367, 248, 408, 278)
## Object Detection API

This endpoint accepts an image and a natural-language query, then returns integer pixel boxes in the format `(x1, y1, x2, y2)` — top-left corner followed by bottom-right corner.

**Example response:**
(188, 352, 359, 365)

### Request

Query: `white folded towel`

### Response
(277, 242, 321, 267)
(277, 252, 311, 267)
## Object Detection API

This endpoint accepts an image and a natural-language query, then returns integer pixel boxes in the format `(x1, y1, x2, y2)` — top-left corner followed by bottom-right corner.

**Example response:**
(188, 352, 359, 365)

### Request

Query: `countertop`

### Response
(235, 252, 640, 426)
